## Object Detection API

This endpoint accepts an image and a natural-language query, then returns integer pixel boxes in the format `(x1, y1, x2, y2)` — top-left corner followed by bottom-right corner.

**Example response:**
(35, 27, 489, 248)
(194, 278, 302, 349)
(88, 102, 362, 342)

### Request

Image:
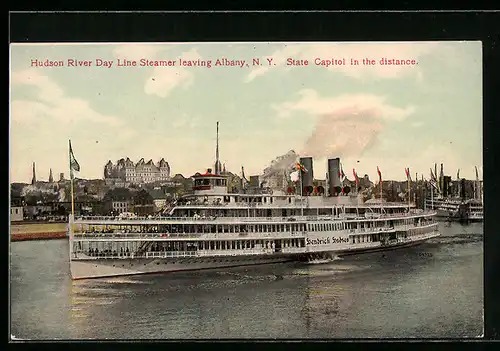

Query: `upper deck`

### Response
(72, 209, 435, 226)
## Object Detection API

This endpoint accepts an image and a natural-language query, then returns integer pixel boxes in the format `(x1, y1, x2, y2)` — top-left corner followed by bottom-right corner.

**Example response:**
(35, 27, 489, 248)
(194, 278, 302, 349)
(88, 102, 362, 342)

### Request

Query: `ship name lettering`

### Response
(306, 237, 349, 245)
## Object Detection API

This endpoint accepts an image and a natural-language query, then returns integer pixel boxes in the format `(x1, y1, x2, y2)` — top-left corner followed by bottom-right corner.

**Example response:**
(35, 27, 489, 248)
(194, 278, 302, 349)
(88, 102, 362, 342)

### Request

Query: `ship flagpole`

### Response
(68, 140, 75, 261)
(215, 121, 220, 175)
(377, 167, 383, 212)
(69, 139, 80, 221)
(300, 166, 304, 217)
(405, 168, 411, 212)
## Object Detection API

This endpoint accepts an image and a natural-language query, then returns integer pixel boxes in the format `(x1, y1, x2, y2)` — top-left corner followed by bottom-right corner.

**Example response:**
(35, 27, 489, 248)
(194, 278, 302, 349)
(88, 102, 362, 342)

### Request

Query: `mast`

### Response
(215, 121, 220, 175)
(475, 166, 480, 201)
(300, 169, 304, 217)
(405, 168, 411, 212)
(431, 176, 434, 209)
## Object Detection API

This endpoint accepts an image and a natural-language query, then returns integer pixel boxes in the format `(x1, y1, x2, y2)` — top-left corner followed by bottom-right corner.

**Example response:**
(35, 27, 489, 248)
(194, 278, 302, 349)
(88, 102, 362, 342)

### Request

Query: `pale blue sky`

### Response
(10, 42, 482, 183)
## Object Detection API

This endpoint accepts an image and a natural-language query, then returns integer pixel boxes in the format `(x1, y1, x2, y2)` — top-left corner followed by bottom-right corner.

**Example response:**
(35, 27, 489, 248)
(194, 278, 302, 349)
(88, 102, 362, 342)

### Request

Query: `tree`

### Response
(134, 189, 153, 205)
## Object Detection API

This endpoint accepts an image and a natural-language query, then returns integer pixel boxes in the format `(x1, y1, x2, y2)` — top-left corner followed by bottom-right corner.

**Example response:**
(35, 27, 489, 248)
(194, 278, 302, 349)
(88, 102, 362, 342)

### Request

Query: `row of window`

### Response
(75, 238, 306, 254)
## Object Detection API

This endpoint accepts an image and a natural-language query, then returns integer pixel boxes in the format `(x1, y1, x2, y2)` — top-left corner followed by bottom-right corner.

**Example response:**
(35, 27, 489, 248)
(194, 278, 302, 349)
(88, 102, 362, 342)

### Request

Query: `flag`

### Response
(290, 170, 300, 182)
(429, 168, 438, 189)
(377, 166, 382, 182)
(405, 167, 411, 181)
(69, 140, 80, 178)
(296, 162, 307, 172)
(457, 169, 460, 180)
(353, 168, 359, 185)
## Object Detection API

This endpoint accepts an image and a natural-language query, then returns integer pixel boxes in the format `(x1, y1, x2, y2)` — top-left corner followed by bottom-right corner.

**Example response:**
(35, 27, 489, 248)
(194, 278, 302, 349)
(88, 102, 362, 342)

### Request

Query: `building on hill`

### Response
(102, 188, 135, 215)
(104, 157, 170, 186)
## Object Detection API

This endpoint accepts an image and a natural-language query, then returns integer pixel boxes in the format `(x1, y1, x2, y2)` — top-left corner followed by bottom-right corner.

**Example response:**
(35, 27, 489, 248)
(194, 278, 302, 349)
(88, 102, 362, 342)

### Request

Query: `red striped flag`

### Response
(353, 168, 359, 185)
(405, 167, 411, 181)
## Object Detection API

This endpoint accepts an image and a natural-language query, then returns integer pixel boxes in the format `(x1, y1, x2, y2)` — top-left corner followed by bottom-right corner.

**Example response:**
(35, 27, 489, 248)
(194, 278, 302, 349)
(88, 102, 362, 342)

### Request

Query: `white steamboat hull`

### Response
(70, 232, 439, 280)
(70, 254, 294, 280)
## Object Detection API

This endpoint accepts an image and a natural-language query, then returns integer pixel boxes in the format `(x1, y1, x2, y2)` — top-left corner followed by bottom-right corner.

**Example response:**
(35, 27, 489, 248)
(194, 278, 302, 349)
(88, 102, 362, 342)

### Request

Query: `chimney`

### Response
(49, 168, 53, 183)
(59, 173, 65, 181)
(299, 157, 314, 195)
(327, 158, 342, 196)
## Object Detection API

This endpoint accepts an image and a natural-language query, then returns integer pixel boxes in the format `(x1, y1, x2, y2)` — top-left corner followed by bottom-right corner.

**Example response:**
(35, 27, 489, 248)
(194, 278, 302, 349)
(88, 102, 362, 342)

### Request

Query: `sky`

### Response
(9, 41, 482, 184)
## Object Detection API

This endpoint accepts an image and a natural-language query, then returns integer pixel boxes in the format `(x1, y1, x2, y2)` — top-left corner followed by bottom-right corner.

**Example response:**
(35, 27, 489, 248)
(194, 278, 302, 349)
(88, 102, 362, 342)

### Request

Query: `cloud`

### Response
(10, 69, 123, 127)
(273, 89, 416, 159)
(144, 48, 201, 98)
(245, 42, 438, 82)
(112, 44, 164, 61)
(171, 113, 201, 129)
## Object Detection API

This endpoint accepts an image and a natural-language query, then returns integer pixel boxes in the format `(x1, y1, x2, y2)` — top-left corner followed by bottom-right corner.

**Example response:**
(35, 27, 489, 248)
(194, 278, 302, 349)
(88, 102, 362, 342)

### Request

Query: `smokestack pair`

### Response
(298, 157, 345, 196)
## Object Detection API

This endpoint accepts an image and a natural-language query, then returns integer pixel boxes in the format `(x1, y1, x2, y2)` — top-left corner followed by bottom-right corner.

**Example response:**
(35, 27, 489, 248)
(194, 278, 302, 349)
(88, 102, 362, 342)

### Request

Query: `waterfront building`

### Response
(10, 206, 23, 222)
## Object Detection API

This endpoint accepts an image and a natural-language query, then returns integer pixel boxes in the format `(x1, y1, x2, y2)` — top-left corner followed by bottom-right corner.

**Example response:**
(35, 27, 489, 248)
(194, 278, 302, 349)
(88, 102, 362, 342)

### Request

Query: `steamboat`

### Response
(67, 124, 439, 280)
(68, 165, 439, 280)
(425, 164, 483, 222)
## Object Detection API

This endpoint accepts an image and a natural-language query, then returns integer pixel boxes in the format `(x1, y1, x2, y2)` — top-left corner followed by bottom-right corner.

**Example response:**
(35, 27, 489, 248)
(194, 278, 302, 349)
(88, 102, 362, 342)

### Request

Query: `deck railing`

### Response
(74, 211, 436, 224)
(72, 231, 307, 240)
(73, 248, 279, 260)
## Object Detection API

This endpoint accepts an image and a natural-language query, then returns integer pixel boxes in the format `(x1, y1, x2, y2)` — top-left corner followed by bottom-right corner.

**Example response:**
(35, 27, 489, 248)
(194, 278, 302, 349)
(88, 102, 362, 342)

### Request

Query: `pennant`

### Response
(296, 162, 307, 172)
(405, 167, 411, 181)
(69, 140, 80, 178)
(353, 168, 359, 185)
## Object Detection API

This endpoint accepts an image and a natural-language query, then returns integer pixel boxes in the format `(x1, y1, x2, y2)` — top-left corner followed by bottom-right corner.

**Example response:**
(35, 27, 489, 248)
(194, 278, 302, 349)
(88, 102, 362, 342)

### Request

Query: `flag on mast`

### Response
(296, 162, 307, 172)
(377, 166, 382, 182)
(338, 162, 346, 180)
(405, 167, 411, 181)
(353, 168, 359, 185)
(429, 168, 438, 189)
(69, 140, 80, 179)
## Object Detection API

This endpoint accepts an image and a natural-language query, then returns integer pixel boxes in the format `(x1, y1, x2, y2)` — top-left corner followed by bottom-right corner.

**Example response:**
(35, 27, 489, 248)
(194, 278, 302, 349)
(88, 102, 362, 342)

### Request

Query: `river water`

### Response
(10, 221, 483, 340)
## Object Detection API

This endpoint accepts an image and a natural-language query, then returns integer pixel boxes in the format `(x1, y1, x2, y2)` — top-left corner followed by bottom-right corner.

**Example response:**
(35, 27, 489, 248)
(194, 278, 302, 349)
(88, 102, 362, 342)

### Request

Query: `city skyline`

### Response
(10, 42, 482, 183)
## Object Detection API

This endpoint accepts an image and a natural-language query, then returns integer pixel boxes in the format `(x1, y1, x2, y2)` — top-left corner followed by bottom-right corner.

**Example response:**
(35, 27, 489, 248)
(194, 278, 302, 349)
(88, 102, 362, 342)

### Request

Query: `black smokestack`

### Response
(299, 157, 314, 193)
(327, 158, 341, 196)
(443, 176, 451, 197)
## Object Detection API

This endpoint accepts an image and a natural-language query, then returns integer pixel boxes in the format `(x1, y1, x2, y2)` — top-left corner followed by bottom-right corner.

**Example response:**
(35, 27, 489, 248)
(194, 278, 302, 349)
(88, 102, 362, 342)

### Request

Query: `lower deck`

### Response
(70, 230, 440, 280)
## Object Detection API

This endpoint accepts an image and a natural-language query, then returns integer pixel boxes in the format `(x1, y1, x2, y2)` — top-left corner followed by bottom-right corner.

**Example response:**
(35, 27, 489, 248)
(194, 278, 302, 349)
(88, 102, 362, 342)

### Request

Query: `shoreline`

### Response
(10, 222, 68, 242)
(11, 232, 67, 242)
